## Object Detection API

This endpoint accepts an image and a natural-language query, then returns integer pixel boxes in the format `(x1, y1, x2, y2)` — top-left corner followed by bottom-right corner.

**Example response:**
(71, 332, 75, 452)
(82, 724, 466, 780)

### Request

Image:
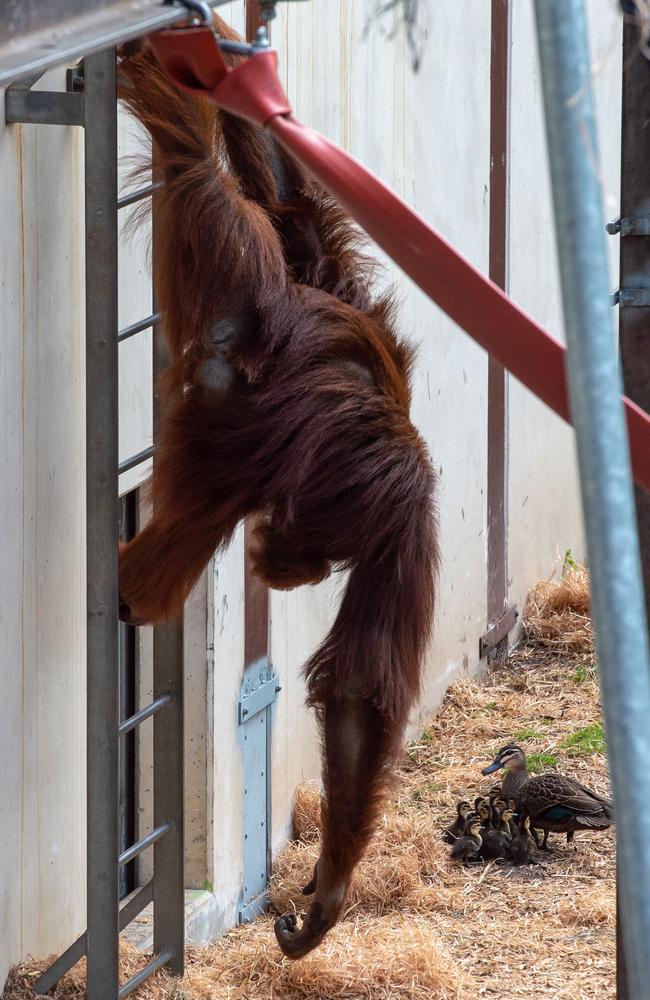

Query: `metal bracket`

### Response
(238, 672, 281, 723)
(5, 65, 85, 127)
(611, 288, 650, 308)
(479, 605, 518, 658)
(606, 216, 650, 237)
(238, 657, 280, 924)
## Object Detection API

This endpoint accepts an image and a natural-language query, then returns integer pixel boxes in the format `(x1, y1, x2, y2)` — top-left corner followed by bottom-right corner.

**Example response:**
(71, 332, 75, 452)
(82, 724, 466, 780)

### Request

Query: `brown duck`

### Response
(482, 744, 613, 849)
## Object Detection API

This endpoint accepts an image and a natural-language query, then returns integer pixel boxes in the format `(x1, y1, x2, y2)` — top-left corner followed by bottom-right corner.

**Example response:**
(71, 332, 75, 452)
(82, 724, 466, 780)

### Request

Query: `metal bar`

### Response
(119, 694, 173, 735)
(118, 949, 174, 999)
(118, 313, 161, 343)
(0, 0, 235, 88)
(151, 163, 186, 976)
(118, 182, 162, 210)
(84, 47, 120, 1000)
(247, 0, 263, 41)
(534, 5, 650, 998)
(119, 820, 175, 868)
(479, 606, 518, 658)
(34, 934, 87, 996)
(119, 879, 155, 930)
(152, 621, 185, 973)
(4, 90, 85, 126)
(616, 18, 650, 997)
(619, 15, 650, 629)
(33, 882, 154, 995)
(119, 494, 138, 899)
(119, 444, 154, 475)
(486, 0, 511, 663)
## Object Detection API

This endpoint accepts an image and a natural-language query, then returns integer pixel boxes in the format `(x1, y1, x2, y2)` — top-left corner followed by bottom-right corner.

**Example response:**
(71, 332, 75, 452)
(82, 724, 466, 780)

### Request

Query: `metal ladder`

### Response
(6, 48, 185, 1000)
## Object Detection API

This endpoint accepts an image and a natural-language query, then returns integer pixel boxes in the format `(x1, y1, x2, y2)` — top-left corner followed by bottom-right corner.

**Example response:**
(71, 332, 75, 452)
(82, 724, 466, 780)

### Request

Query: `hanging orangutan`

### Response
(117, 13, 438, 959)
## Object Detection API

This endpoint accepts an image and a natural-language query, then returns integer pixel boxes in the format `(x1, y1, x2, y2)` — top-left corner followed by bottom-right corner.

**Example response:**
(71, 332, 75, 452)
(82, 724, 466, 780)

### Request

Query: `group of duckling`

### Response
(444, 787, 536, 866)
(444, 743, 613, 867)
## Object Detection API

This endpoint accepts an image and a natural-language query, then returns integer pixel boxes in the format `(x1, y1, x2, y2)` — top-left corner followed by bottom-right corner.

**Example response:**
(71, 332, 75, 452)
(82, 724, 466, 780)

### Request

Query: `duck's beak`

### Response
(481, 759, 504, 775)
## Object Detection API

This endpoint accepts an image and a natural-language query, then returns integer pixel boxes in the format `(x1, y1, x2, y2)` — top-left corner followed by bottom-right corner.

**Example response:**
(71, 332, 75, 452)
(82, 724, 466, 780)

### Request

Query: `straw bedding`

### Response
(5, 567, 614, 999)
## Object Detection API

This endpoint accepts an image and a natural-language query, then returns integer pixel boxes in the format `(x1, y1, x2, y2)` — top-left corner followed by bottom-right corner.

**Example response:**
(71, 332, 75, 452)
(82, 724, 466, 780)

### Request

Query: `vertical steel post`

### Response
(244, 0, 273, 895)
(84, 47, 120, 1000)
(619, 16, 650, 628)
(534, 4, 650, 997)
(615, 18, 650, 997)
(487, 0, 510, 661)
(151, 166, 185, 976)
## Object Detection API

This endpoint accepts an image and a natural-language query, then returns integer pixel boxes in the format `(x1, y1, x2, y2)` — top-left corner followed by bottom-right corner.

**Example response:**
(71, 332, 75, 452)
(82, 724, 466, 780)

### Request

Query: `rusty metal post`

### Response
(613, 12, 650, 996)
(486, 0, 511, 662)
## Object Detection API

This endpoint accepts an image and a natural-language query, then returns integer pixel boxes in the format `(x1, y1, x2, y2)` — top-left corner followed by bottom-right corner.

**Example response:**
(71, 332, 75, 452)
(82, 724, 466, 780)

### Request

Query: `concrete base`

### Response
(122, 889, 234, 951)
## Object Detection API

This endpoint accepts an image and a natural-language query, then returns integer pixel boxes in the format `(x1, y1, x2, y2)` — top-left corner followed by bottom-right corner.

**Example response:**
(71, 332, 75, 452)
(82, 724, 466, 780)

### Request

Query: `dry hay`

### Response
(4, 918, 463, 1000)
(6, 568, 614, 999)
(522, 565, 593, 655)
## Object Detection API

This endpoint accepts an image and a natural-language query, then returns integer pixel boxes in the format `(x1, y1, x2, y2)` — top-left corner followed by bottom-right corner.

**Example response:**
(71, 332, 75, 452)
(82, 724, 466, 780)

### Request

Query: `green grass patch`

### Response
(563, 548, 580, 573)
(572, 659, 597, 685)
(526, 752, 559, 774)
(560, 723, 606, 757)
(513, 726, 546, 742)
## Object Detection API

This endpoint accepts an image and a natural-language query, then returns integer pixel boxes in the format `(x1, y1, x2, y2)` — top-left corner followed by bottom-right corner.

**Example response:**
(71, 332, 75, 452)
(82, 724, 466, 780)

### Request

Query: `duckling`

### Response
(450, 816, 482, 867)
(442, 800, 472, 843)
(475, 798, 492, 847)
(507, 814, 536, 866)
(481, 801, 512, 860)
(482, 744, 613, 849)
(487, 784, 503, 805)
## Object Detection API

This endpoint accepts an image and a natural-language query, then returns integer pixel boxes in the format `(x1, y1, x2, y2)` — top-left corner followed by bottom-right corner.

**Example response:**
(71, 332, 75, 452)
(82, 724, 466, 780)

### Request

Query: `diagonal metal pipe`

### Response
(534, 2, 650, 996)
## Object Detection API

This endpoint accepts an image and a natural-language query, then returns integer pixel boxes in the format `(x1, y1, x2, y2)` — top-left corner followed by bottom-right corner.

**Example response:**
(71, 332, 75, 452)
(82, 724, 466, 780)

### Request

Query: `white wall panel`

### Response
(0, 68, 87, 986)
(508, 0, 621, 611)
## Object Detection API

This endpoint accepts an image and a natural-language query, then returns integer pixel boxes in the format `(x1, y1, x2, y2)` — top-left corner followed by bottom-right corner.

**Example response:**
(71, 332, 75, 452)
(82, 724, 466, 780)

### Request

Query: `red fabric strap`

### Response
(146, 26, 650, 495)
(148, 28, 291, 121)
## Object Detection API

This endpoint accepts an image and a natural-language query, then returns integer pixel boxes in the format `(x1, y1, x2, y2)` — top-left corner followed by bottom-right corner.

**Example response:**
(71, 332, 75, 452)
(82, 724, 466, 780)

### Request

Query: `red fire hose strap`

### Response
(145, 26, 650, 495)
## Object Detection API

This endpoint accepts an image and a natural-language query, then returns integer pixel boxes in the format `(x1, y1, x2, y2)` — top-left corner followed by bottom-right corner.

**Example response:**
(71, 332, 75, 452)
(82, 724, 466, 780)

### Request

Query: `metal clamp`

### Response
(606, 216, 650, 237)
(164, 0, 213, 24)
(611, 288, 650, 308)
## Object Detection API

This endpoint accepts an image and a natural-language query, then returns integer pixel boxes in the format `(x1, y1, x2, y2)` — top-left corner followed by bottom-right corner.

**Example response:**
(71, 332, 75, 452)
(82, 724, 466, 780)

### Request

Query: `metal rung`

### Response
(32, 881, 155, 994)
(118, 312, 161, 343)
(33, 933, 87, 996)
(118, 879, 155, 931)
(119, 821, 174, 868)
(118, 949, 174, 999)
(119, 445, 154, 476)
(119, 694, 173, 736)
(118, 181, 162, 210)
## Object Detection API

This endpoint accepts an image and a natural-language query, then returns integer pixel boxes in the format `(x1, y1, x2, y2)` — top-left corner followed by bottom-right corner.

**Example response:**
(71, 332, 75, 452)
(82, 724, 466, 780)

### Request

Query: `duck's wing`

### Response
(523, 774, 612, 825)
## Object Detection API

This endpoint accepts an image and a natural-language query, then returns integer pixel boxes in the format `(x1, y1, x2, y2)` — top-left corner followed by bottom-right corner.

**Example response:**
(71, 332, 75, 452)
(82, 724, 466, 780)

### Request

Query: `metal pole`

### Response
(151, 162, 185, 976)
(534, 4, 650, 997)
(84, 47, 120, 1000)
(487, 0, 511, 662)
(618, 14, 650, 630)
(615, 16, 650, 997)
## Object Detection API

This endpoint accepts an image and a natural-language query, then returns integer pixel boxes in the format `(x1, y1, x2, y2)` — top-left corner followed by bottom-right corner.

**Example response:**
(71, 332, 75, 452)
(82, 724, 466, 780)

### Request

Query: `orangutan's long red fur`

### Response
(117, 16, 438, 959)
